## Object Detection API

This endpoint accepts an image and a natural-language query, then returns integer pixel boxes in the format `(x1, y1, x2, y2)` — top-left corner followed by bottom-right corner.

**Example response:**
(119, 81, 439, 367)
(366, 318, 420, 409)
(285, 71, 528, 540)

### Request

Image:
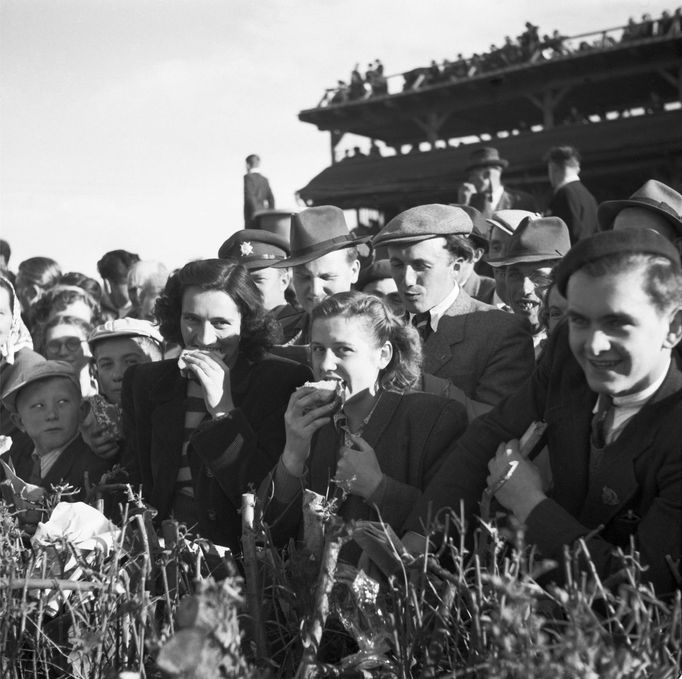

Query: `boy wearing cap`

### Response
(373, 204, 535, 419)
(1, 360, 111, 527)
(488, 216, 570, 357)
(404, 229, 682, 595)
(218, 229, 304, 344)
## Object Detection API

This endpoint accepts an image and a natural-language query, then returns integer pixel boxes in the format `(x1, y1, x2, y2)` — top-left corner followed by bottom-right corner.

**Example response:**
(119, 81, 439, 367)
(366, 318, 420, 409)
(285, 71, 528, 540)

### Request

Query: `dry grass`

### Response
(0, 488, 679, 678)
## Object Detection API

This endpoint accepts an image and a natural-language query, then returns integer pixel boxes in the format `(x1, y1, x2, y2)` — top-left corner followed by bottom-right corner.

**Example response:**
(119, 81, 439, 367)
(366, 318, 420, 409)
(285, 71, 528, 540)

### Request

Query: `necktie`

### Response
(28, 455, 42, 486)
(412, 311, 432, 342)
(591, 393, 613, 448)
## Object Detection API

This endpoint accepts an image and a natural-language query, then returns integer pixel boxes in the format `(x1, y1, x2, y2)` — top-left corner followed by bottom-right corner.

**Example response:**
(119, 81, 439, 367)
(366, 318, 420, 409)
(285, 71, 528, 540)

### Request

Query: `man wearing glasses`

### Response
(489, 216, 570, 358)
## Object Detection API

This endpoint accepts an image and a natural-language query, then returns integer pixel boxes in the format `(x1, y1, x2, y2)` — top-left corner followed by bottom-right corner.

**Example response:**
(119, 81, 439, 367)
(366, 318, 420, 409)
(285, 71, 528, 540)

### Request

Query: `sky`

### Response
(0, 0, 672, 279)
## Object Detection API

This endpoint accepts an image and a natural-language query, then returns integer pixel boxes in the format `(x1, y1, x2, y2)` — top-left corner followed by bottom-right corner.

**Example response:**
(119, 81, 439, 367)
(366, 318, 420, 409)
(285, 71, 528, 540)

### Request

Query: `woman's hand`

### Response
(181, 350, 235, 419)
(335, 434, 383, 500)
(281, 387, 338, 476)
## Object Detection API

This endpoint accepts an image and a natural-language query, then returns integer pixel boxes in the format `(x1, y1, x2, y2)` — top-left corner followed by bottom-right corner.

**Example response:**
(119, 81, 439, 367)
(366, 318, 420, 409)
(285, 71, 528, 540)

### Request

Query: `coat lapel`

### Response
(422, 291, 476, 374)
(42, 437, 83, 490)
(578, 361, 682, 527)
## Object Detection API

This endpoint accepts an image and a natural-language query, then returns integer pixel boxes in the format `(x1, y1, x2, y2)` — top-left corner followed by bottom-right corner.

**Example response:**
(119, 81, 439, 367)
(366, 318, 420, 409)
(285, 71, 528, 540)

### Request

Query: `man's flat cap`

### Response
(555, 229, 681, 296)
(218, 229, 290, 270)
(373, 204, 473, 248)
(1, 359, 79, 413)
(88, 318, 163, 350)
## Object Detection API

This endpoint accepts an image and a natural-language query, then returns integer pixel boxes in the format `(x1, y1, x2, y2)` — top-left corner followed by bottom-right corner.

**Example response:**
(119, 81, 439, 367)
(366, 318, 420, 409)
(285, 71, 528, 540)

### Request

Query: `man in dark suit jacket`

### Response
(465, 147, 536, 219)
(404, 229, 682, 596)
(373, 204, 535, 420)
(546, 146, 598, 243)
(243, 154, 275, 228)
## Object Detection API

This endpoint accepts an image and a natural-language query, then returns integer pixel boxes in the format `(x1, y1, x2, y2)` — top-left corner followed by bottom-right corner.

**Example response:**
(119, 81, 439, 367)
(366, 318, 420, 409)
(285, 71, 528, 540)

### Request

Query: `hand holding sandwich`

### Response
(178, 349, 235, 419)
(282, 381, 344, 476)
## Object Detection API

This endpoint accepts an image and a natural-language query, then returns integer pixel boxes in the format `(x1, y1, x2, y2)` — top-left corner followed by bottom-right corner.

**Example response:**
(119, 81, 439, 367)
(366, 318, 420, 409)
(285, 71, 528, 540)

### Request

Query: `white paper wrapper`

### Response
(32, 501, 121, 555)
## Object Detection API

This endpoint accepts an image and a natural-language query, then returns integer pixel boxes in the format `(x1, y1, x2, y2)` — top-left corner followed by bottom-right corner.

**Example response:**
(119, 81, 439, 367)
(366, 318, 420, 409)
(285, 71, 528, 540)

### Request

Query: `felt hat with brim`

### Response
(373, 204, 473, 248)
(252, 208, 296, 241)
(88, 318, 163, 351)
(218, 229, 290, 270)
(555, 229, 681, 296)
(1, 359, 79, 413)
(597, 179, 682, 235)
(465, 147, 509, 172)
(486, 209, 540, 237)
(271, 206, 368, 268)
(489, 216, 570, 267)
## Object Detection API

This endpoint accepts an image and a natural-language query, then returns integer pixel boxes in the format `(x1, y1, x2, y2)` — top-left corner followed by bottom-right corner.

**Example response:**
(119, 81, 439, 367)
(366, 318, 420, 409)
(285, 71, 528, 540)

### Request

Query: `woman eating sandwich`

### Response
(261, 291, 468, 560)
(121, 259, 311, 553)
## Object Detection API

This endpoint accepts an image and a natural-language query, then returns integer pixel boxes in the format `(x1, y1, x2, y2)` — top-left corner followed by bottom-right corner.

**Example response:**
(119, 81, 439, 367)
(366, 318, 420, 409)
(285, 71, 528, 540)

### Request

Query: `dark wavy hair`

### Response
(155, 259, 278, 361)
(32, 286, 102, 327)
(310, 290, 422, 392)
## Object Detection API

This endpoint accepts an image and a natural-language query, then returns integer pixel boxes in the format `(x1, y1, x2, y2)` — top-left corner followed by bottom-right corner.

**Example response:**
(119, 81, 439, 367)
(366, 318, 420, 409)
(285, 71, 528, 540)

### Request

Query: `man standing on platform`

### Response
(466, 147, 536, 219)
(545, 146, 599, 243)
(243, 154, 275, 228)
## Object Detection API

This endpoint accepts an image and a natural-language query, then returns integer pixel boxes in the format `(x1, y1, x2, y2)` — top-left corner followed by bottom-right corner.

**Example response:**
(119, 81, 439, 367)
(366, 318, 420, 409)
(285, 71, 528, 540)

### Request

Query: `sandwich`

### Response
(299, 379, 346, 414)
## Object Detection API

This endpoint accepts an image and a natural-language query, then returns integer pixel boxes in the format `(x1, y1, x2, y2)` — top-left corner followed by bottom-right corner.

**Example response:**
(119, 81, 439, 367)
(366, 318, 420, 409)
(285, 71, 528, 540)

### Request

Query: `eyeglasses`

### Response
(45, 337, 85, 355)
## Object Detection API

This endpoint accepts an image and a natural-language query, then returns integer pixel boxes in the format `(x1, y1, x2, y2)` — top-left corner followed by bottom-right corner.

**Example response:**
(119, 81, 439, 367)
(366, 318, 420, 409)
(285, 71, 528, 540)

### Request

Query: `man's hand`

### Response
(487, 439, 546, 522)
(181, 351, 235, 419)
(335, 434, 383, 500)
(80, 412, 120, 461)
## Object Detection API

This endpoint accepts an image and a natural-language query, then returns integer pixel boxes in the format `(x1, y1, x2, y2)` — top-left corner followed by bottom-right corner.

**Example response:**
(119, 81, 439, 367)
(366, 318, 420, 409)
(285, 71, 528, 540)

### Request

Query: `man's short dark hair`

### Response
(97, 250, 140, 284)
(545, 146, 581, 168)
(246, 154, 260, 168)
(443, 235, 476, 263)
(0, 240, 11, 262)
(578, 253, 682, 314)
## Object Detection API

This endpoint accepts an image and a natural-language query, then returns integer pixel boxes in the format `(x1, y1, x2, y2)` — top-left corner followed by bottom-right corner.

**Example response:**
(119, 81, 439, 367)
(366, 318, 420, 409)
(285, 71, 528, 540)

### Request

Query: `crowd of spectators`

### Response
(321, 10, 681, 106)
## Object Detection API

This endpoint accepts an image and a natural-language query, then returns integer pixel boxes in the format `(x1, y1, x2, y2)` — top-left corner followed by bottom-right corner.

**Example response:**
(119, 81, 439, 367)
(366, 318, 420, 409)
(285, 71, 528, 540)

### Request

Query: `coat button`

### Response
(207, 510, 217, 521)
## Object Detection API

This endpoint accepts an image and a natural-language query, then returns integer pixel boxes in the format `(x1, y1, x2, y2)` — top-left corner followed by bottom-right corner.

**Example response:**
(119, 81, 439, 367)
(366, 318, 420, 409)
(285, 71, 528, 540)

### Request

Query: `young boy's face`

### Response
(13, 377, 84, 455)
(567, 265, 678, 397)
(93, 337, 151, 404)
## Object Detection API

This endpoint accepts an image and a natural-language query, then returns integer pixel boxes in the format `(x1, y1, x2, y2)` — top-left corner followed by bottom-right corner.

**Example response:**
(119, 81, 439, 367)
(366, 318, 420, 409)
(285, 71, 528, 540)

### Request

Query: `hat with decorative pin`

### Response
(218, 229, 290, 270)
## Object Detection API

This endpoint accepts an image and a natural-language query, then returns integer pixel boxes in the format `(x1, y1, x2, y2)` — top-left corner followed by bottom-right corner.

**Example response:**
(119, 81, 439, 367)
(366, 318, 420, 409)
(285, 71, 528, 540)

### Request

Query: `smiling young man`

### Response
(373, 204, 535, 419)
(403, 228, 682, 595)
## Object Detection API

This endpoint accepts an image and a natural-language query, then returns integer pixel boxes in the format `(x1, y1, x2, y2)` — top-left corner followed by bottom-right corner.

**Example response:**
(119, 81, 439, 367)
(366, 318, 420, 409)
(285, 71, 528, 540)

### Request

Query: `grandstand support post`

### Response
(413, 111, 452, 147)
(528, 86, 570, 130)
(657, 65, 682, 103)
(330, 129, 345, 164)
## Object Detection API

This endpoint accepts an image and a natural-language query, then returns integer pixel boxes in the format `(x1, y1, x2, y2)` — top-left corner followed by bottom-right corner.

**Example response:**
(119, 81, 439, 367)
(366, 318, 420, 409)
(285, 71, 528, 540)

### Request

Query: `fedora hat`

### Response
(373, 204, 473, 248)
(272, 206, 368, 268)
(489, 216, 570, 267)
(465, 147, 509, 172)
(218, 229, 290, 270)
(597, 180, 682, 235)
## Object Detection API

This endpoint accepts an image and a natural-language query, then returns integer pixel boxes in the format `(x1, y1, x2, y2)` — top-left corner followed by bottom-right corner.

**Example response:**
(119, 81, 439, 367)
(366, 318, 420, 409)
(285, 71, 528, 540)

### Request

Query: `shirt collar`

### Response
(408, 283, 460, 333)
